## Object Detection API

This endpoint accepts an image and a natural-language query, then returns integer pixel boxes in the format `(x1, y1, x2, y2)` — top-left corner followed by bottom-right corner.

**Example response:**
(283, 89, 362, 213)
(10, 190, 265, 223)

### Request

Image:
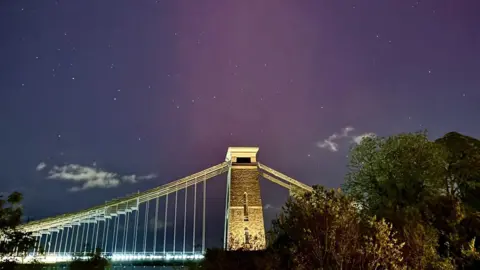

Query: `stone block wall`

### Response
(226, 166, 266, 250)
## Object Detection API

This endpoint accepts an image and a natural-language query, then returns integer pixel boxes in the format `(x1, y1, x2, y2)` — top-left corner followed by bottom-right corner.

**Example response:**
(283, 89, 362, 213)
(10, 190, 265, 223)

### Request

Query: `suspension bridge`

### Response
(11, 147, 312, 264)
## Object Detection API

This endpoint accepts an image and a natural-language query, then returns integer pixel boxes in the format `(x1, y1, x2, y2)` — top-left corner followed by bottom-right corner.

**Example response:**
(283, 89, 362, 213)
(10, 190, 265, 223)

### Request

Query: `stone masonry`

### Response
(226, 165, 266, 250)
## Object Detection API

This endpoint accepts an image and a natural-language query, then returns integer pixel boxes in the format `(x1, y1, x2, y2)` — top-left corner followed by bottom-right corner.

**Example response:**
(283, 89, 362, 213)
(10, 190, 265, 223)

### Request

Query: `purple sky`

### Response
(1, 0, 479, 247)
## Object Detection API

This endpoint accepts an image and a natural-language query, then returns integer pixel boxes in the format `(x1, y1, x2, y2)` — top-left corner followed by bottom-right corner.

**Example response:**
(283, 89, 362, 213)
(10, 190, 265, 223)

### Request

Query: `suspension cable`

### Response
(183, 179, 188, 254)
(202, 172, 207, 253)
(63, 227, 69, 255)
(32, 235, 38, 256)
(133, 203, 139, 254)
(32, 234, 38, 256)
(84, 223, 90, 254)
(69, 225, 75, 254)
(163, 193, 168, 255)
(90, 222, 96, 252)
(74, 224, 79, 254)
(103, 218, 109, 254)
(43, 234, 48, 255)
(95, 219, 100, 251)
(123, 212, 130, 254)
(193, 178, 197, 253)
(48, 231, 58, 254)
(79, 224, 85, 254)
(58, 228, 64, 255)
(153, 197, 159, 254)
(173, 190, 178, 253)
(111, 216, 116, 253)
(143, 200, 149, 255)
(114, 214, 120, 253)
(223, 169, 230, 249)
(122, 208, 128, 253)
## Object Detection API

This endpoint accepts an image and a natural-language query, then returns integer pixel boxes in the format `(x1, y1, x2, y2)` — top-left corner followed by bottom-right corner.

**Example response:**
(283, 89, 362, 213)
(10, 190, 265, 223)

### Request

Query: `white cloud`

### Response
(352, 133, 376, 144)
(36, 162, 47, 171)
(122, 173, 157, 184)
(316, 126, 355, 152)
(317, 126, 376, 152)
(46, 164, 157, 192)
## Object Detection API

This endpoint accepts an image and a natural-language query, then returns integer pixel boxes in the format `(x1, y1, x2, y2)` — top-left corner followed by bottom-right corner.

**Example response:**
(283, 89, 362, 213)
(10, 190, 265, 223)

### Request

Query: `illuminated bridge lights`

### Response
(14, 252, 204, 264)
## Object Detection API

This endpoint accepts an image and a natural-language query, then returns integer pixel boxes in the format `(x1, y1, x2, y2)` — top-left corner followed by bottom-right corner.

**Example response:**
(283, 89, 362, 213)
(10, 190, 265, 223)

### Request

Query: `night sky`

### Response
(1, 0, 479, 247)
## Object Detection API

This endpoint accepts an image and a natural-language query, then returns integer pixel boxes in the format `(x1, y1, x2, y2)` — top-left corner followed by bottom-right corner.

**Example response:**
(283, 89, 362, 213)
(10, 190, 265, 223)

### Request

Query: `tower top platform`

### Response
(225, 147, 259, 163)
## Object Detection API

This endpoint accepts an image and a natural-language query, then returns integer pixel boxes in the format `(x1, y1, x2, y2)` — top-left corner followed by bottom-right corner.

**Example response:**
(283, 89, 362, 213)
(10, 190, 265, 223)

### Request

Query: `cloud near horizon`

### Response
(36, 162, 46, 171)
(317, 126, 376, 152)
(41, 163, 157, 192)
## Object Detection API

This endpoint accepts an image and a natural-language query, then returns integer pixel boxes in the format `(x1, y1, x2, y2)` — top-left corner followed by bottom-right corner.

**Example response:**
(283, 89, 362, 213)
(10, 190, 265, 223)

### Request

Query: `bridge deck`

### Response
(11, 252, 204, 264)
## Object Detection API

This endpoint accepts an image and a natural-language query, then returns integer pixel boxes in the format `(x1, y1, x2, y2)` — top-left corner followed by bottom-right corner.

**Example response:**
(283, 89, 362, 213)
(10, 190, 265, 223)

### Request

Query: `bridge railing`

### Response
(258, 163, 313, 193)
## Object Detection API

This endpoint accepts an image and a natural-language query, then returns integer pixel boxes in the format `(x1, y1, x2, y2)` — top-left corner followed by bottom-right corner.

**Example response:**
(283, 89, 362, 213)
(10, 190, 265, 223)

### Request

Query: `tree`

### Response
(0, 192, 36, 264)
(434, 132, 480, 268)
(344, 131, 446, 225)
(435, 132, 480, 210)
(343, 131, 480, 269)
(343, 131, 454, 269)
(269, 186, 406, 270)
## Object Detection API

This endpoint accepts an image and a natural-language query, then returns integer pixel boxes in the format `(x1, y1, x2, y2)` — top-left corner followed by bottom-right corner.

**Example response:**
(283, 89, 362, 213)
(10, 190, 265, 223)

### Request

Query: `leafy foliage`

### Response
(435, 132, 480, 210)
(268, 186, 406, 270)
(344, 131, 446, 225)
(344, 131, 480, 269)
(0, 192, 36, 264)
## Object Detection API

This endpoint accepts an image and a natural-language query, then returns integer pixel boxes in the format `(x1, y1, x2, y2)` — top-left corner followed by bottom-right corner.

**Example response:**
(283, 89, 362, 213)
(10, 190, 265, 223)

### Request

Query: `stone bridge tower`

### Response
(224, 147, 266, 250)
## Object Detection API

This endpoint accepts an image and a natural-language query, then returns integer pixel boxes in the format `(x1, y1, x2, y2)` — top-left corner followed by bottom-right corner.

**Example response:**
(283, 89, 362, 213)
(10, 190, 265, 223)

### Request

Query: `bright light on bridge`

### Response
(15, 252, 204, 264)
